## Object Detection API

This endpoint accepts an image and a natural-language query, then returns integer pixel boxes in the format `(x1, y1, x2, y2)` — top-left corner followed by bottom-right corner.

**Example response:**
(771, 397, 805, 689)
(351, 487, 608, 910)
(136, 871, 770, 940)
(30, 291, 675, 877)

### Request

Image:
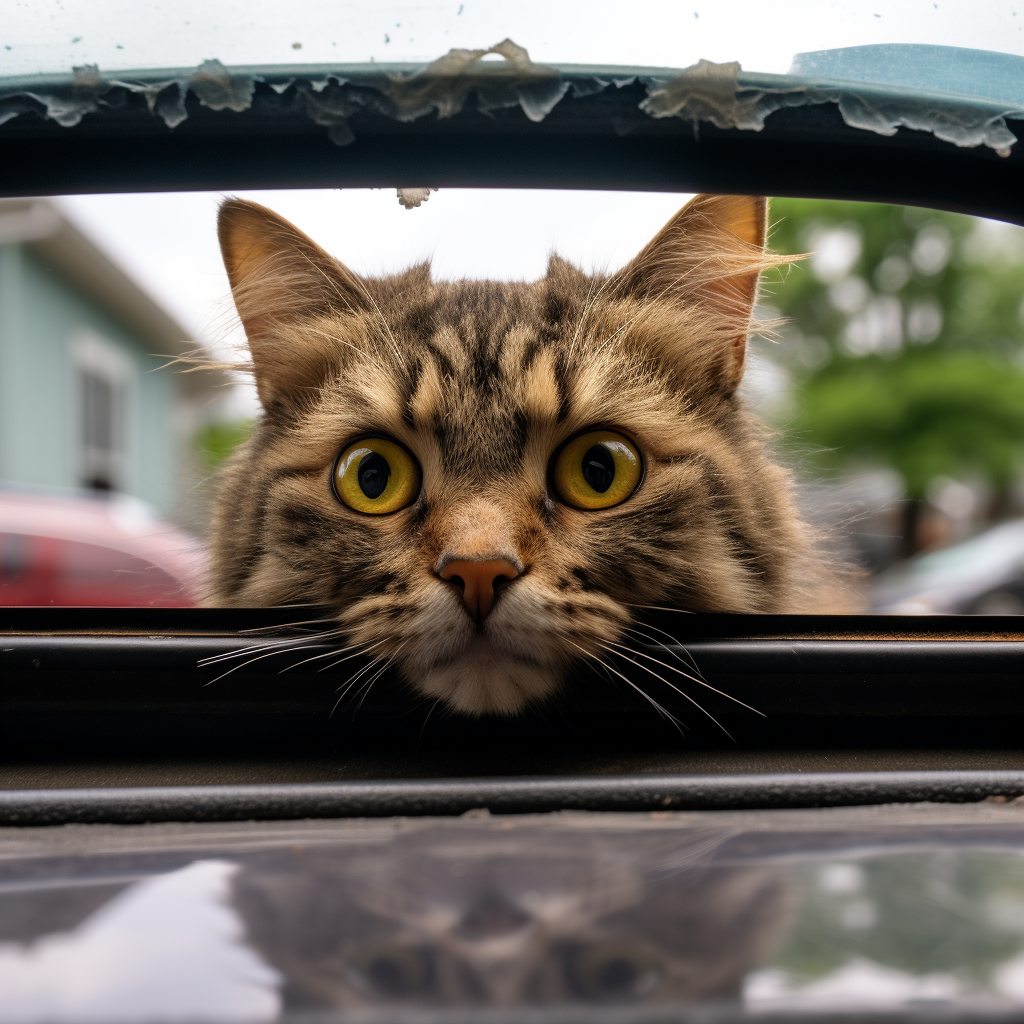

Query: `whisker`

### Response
(202, 640, 345, 686)
(566, 639, 685, 735)
(330, 660, 382, 712)
(624, 622, 707, 680)
(606, 636, 705, 688)
(612, 636, 764, 717)
(597, 640, 734, 740)
(622, 603, 695, 615)
(336, 651, 388, 691)
(316, 639, 389, 674)
(280, 638, 381, 674)
(198, 627, 347, 667)
(237, 616, 334, 635)
(330, 653, 388, 717)
(354, 644, 406, 712)
(417, 699, 441, 749)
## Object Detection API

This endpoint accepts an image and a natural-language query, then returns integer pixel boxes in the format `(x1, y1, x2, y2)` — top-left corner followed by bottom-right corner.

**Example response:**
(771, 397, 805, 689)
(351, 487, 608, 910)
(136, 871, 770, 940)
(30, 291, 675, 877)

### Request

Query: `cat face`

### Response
(208, 195, 818, 714)
(231, 837, 791, 1009)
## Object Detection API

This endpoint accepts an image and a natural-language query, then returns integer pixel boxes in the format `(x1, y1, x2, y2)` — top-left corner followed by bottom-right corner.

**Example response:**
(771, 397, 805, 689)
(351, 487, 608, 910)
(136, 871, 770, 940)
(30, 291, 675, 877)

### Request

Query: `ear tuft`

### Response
(611, 194, 786, 392)
(545, 253, 588, 286)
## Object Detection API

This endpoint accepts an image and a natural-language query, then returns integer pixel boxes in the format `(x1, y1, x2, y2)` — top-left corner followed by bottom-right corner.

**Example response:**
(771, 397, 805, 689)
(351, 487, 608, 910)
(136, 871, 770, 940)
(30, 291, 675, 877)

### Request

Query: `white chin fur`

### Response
(414, 648, 561, 716)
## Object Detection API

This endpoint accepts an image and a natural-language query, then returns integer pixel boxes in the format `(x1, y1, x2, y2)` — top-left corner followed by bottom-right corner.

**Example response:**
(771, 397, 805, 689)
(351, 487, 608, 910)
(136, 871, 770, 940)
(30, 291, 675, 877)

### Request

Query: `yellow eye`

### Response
(334, 437, 421, 514)
(552, 430, 643, 510)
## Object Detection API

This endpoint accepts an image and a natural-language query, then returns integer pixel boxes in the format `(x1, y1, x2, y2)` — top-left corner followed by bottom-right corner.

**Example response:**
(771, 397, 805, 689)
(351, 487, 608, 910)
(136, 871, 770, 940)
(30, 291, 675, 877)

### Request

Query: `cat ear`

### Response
(611, 194, 772, 391)
(218, 198, 368, 407)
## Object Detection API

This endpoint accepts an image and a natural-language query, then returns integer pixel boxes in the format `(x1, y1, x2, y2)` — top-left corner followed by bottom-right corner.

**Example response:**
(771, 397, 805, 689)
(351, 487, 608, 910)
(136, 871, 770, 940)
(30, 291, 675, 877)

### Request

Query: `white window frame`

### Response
(70, 331, 135, 493)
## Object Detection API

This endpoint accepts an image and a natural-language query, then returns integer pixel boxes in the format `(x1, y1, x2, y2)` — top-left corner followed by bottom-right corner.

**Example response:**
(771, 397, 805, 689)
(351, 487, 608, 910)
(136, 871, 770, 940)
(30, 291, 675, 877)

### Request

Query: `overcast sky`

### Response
(57, 188, 692, 340)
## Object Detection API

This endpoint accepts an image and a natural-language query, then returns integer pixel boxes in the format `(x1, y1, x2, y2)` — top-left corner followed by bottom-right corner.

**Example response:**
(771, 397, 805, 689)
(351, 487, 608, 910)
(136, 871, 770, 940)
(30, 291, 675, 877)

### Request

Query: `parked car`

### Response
(871, 518, 1024, 614)
(0, 489, 204, 606)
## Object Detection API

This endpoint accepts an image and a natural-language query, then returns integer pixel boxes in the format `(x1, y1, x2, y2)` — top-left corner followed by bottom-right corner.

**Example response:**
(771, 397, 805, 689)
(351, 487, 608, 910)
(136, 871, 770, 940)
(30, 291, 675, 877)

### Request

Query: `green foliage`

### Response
(796, 351, 1024, 499)
(194, 419, 253, 469)
(763, 199, 1024, 501)
(774, 852, 1024, 985)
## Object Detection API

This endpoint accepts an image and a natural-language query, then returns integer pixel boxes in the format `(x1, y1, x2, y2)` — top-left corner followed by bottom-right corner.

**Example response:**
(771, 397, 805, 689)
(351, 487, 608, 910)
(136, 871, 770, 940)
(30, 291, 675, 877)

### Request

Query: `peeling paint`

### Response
(825, 89, 1022, 156)
(20, 63, 108, 128)
(1, 43, 1021, 158)
(641, 59, 793, 131)
(187, 59, 257, 114)
(396, 187, 437, 209)
(643, 59, 1024, 156)
(300, 82, 356, 146)
(385, 38, 569, 123)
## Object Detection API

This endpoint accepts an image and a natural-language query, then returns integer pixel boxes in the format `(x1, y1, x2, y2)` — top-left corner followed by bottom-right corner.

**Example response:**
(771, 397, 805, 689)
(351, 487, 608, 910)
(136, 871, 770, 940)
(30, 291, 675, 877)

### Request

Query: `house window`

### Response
(72, 333, 132, 493)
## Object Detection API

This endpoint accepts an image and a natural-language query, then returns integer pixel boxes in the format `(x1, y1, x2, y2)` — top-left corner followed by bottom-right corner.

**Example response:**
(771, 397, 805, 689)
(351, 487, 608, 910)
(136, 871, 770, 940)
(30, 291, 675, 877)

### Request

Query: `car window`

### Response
(2, 190, 1023, 613)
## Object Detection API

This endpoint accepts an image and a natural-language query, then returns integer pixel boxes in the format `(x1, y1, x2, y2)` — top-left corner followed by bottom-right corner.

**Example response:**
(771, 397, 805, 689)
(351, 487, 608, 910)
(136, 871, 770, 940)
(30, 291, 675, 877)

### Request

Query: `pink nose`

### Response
(439, 559, 520, 623)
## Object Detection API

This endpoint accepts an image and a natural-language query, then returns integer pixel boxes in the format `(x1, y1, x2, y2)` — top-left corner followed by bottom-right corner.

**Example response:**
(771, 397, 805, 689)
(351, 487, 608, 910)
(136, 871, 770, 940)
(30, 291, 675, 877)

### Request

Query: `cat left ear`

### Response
(218, 199, 369, 408)
(611, 194, 772, 391)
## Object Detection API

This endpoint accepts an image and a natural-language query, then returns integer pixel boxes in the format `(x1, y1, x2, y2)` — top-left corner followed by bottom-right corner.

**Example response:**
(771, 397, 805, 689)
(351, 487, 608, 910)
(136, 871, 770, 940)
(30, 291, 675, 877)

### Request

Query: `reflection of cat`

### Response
(208, 195, 838, 715)
(231, 832, 791, 1009)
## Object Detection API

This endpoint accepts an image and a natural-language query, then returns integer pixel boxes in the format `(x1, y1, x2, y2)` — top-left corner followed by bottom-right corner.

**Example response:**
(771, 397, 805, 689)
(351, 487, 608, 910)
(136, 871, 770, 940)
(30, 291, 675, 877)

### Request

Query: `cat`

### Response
(230, 821, 792, 1009)
(206, 193, 836, 715)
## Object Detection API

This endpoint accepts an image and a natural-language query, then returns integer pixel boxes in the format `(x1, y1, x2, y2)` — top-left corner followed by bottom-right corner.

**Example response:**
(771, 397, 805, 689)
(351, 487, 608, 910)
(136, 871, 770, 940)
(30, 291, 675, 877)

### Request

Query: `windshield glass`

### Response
(3, 0, 1022, 80)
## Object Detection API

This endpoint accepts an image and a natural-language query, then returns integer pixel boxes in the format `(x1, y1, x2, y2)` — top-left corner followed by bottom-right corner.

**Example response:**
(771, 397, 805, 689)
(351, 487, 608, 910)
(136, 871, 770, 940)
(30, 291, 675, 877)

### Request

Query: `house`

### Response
(0, 198, 229, 527)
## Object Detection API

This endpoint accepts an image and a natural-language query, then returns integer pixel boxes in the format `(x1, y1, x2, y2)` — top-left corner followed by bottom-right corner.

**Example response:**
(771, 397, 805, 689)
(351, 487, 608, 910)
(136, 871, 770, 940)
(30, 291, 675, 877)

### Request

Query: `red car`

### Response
(0, 490, 204, 606)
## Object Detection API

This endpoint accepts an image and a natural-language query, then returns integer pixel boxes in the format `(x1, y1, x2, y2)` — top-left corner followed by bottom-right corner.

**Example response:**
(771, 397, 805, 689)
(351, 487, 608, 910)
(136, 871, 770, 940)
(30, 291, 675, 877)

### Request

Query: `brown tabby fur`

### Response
(231, 822, 792, 1009)
(207, 194, 837, 715)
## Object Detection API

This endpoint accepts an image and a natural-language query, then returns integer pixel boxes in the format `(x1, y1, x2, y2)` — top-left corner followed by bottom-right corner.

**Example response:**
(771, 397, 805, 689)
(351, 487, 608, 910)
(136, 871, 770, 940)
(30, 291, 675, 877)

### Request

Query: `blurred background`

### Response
(1, 189, 1022, 610)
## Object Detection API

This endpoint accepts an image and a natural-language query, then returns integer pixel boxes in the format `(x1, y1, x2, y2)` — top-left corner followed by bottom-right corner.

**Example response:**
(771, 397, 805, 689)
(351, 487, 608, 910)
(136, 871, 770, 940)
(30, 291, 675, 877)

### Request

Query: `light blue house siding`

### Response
(0, 244, 177, 512)
(0, 200, 225, 522)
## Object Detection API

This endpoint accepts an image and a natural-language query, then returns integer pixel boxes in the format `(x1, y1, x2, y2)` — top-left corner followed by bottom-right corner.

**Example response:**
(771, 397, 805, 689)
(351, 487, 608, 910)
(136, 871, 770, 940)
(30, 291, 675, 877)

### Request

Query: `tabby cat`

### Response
(231, 821, 792, 1009)
(208, 193, 832, 715)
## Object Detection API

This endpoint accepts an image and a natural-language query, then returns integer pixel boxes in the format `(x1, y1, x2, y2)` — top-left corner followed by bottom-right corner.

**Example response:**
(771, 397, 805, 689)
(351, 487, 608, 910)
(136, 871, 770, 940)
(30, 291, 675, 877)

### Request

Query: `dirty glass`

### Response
(8, 804, 1024, 1018)
(2, 0, 1024, 79)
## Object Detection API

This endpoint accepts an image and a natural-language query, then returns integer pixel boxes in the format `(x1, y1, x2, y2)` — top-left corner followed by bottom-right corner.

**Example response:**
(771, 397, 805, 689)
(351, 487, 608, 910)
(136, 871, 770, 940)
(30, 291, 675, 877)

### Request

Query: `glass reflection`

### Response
(8, 822, 1024, 1018)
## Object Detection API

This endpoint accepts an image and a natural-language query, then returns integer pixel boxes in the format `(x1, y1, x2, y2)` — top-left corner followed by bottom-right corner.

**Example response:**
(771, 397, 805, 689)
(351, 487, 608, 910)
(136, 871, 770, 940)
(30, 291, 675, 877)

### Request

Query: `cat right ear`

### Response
(609, 194, 785, 395)
(218, 199, 369, 408)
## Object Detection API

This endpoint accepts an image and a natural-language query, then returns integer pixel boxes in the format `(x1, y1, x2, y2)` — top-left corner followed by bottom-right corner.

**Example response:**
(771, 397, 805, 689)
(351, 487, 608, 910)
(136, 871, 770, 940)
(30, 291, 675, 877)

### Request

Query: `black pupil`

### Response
(358, 451, 391, 499)
(582, 444, 615, 493)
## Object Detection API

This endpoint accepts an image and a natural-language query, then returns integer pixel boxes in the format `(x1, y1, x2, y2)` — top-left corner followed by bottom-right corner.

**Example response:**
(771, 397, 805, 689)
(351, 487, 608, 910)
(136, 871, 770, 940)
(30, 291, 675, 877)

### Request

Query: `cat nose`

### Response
(439, 558, 520, 624)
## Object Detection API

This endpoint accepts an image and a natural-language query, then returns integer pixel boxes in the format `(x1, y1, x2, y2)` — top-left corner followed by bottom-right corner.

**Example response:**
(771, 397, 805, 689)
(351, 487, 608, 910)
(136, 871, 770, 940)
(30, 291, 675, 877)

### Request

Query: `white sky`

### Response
(57, 187, 690, 333)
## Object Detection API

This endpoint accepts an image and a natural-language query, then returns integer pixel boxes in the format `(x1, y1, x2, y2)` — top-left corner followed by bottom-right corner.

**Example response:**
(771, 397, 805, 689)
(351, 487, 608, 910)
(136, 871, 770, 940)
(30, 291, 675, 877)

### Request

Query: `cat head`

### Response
(231, 833, 791, 1009)
(209, 194, 812, 715)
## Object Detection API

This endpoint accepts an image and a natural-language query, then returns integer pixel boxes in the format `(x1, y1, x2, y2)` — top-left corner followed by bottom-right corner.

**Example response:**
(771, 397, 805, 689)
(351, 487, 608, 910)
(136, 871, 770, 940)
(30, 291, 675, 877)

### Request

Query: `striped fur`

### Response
(207, 195, 837, 715)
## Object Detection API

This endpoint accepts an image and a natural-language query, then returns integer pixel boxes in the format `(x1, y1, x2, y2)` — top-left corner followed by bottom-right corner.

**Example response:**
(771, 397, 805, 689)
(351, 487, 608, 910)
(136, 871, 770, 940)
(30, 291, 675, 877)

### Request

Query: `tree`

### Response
(763, 199, 1024, 553)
